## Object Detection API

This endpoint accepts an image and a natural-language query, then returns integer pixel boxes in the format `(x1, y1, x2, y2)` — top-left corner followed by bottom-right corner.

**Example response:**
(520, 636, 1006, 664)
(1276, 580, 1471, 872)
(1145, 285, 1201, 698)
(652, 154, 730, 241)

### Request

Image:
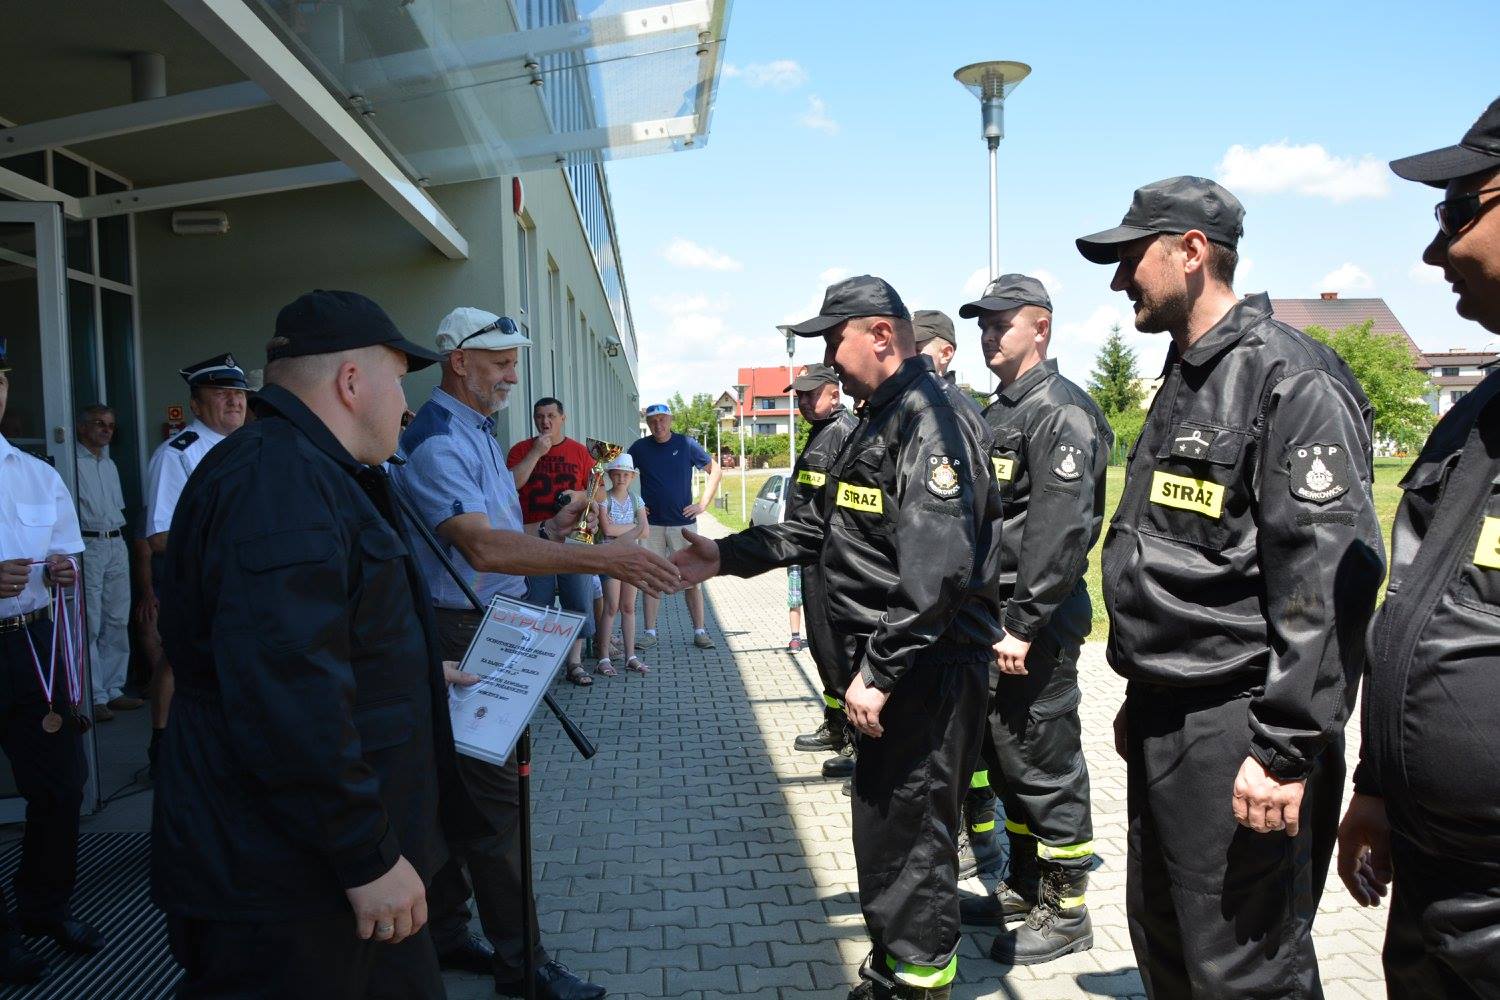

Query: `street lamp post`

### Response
(953, 60, 1031, 281)
(733, 383, 748, 522)
(783, 326, 798, 473)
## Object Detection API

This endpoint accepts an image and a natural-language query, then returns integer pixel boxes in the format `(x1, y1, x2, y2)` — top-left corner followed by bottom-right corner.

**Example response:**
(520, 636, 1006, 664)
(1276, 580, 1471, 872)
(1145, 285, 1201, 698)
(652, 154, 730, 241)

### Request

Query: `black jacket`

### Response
(1356, 371, 1500, 862)
(718, 356, 1004, 690)
(984, 359, 1113, 646)
(153, 386, 484, 920)
(789, 407, 859, 682)
(1103, 293, 1385, 780)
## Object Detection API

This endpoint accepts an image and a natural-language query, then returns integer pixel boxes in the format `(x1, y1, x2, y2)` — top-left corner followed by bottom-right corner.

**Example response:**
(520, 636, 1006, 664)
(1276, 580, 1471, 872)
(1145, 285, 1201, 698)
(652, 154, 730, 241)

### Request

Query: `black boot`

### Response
(822, 743, 855, 777)
(956, 825, 1005, 879)
(960, 831, 1038, 925)
(989, 861, 1092, 966)
(794, 720, 840, 752)
(846, 955, 951, 1000)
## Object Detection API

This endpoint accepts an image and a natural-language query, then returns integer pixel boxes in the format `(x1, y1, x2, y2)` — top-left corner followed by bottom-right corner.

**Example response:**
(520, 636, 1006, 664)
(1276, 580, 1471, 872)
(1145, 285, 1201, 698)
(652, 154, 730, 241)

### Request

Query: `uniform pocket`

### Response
(1139, 422, 1247, 551)
(353, 695, 415, 752)
(352, 524, 417, 646)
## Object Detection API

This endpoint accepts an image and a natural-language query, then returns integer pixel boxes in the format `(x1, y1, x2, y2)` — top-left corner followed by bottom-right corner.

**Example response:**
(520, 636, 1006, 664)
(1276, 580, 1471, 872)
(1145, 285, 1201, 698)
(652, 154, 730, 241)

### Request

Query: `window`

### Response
(756, 422, 778, 436)
(754, 397, 778, 411)
(757, 478, 781, 501)
(1452, 390, 1469, 402)
(1442, 366, 1461, 377)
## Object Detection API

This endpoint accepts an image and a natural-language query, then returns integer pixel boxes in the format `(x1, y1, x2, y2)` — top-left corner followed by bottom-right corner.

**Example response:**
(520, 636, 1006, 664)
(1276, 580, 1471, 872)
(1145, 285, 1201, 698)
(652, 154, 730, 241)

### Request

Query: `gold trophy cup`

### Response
(568, 438, 624, 543)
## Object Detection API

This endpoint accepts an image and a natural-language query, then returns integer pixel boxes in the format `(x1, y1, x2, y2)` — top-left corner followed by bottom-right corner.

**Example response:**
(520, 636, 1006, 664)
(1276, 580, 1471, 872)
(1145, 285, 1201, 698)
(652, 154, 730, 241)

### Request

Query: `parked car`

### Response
(750, 473, 790, 527)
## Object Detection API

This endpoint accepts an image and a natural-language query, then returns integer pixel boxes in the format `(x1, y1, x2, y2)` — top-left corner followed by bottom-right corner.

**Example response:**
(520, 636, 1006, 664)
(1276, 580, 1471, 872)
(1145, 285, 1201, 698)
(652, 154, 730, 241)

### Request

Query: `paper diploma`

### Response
(449, 596, 586, 766)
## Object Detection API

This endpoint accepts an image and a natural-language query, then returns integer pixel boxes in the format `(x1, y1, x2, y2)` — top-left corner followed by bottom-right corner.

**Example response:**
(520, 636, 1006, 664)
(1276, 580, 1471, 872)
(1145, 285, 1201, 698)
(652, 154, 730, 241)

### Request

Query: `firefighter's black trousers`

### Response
(1124, 682, 1342, 999)
(852, 646, 988, 977)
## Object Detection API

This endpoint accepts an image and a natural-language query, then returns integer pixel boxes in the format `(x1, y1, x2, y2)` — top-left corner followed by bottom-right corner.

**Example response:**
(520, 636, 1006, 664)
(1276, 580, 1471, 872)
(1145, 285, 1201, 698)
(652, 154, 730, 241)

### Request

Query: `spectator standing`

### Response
(595, 453, 649, 676)
(628, 403, 722, 649)
(506, 397, 596, 681)
(140, 353, 247, 772)
(73, 404, 139, 722)
(913, 309, 958, 381)
(0, 342, 103, 985)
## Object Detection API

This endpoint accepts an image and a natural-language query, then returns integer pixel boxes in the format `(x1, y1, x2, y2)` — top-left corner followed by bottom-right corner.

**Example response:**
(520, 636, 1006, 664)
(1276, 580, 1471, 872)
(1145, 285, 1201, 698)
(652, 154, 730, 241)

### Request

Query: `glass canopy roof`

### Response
(252, 0, 731, 185)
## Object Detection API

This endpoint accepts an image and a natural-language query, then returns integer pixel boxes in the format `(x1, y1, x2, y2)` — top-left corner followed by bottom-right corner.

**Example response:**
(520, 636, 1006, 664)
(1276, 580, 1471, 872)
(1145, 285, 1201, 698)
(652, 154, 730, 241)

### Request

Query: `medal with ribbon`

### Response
(21, 557, 84, 734)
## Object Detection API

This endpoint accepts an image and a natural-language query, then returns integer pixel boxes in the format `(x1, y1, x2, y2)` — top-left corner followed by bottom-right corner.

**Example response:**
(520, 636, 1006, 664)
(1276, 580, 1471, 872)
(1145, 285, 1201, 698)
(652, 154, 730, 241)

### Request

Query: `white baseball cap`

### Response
(605, 453, 636, 473)
(435, 307, 533, 353)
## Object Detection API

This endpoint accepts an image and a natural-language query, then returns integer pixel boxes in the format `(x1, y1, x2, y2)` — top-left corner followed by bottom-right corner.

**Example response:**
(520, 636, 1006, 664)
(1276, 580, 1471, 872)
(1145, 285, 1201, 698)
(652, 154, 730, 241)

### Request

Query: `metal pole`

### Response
(787, 351, 798, 473)
(739, 424, 747, 522)
(988, 142, 999, 281)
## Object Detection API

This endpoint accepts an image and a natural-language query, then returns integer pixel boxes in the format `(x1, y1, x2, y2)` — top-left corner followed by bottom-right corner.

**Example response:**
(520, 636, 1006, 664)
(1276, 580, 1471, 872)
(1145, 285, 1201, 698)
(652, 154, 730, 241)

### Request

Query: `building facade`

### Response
(0, 0, 730, 813)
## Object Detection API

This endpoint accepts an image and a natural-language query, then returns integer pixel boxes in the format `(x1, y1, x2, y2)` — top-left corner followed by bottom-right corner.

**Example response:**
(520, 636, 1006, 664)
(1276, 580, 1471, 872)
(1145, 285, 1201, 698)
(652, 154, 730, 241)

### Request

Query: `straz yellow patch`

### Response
(834, 482, 883, 514)
(1474, 517, 1500, 569)
(1150, 471, 1224, 519)
(992, 457, 1015, 482)
(797, 470, 826, 488)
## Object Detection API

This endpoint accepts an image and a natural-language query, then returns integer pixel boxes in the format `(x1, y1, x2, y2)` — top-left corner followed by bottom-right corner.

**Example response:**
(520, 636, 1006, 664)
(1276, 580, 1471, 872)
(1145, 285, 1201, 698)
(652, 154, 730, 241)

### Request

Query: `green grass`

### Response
(705, 470, 775, 533)
(710, 459, 1414, 633)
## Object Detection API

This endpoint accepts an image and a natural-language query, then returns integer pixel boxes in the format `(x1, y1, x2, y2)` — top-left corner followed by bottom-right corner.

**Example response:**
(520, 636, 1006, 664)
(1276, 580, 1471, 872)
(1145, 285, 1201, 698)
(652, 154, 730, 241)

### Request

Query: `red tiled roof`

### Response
(1269, 297, 1422, 362)
(734, 365, 800, 417)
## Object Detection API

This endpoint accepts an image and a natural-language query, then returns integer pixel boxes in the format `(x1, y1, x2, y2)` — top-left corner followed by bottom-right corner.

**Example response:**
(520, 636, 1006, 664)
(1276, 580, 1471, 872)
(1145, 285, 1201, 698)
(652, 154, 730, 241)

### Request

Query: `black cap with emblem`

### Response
(1076, 176, 1245, 264)
(912, 310, 956, 347)
(1390, 96, 1500, 187)
(785, 363, 840, 392)
(784, 275, 910, 336)
(179, 353, 248, 390)
(959, 273, 1053, 318)
(270, 289, 444, 371)
(0, 337, 10, 374)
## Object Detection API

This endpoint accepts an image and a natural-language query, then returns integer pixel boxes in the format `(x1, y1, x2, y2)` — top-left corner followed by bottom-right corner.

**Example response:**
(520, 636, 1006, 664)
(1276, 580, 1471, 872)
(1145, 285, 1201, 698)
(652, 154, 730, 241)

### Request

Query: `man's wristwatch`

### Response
(538, 520, 551, 541)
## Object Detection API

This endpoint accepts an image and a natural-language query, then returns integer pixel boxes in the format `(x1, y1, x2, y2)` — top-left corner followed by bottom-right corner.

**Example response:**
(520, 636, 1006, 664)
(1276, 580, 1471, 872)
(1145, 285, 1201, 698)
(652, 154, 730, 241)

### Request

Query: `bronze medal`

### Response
(41, 712, 62, 734)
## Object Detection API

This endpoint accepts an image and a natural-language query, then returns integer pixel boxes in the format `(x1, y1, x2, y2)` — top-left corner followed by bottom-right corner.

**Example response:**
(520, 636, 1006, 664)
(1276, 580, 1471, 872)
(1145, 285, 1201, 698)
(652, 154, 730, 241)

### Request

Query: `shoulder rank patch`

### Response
(169, 431, 199, 451)
(1289, 444, 1350, 504)
(1171, 427, 1217, 459)
(927, 456, 962, 499)
(1051, 444, 1084, 481)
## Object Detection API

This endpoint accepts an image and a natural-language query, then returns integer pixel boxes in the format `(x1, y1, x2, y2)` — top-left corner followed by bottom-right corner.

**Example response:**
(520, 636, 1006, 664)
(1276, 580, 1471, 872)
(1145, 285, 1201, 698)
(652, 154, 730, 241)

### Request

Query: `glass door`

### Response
(0, 200, 99, 817)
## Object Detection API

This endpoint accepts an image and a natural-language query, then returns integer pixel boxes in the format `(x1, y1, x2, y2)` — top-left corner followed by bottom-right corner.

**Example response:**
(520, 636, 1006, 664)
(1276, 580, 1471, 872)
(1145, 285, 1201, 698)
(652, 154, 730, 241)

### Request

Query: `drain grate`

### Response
(0, 832, 180, 999)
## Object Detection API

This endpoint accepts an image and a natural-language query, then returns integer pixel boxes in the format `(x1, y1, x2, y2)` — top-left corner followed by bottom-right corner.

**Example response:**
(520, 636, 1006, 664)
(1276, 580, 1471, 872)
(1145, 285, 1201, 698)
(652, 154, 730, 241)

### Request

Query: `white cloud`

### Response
(962, 267, 989, 299)
(723, 59, 807, 90)
(782, 267, 853, 325)
(1408, 260, 1445, 286)
(661, 237, 742, 272)
(1216, 141, 1390, 202)
(799, 95, 839, 134)
(1238, 256, 1255, 280)
(1319, 262, 1375, 294)
(1031, 268, 1063, 296)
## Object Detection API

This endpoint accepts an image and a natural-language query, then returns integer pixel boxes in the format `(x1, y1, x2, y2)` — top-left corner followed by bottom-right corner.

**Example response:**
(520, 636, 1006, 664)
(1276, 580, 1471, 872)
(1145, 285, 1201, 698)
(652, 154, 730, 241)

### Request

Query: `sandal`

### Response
(595, 657, 618, 677)
(625, 656, 650, 676)
(566, 664, 593, 686)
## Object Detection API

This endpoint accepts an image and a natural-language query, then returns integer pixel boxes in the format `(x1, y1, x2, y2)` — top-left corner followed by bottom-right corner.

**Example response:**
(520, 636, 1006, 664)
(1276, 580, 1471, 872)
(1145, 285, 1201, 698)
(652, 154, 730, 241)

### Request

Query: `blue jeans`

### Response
(524, 573, 596, 638)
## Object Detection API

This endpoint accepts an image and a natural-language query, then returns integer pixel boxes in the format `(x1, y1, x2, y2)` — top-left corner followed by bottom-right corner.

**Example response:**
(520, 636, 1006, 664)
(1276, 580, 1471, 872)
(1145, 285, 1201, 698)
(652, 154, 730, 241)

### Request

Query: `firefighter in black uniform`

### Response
(1338, 97, 1500, 1000)
(951, 274, 1110, 967)
(1076, 177, 1385, 999)
(671, 275, 1002, 1000)
(785, 363, 861, 784)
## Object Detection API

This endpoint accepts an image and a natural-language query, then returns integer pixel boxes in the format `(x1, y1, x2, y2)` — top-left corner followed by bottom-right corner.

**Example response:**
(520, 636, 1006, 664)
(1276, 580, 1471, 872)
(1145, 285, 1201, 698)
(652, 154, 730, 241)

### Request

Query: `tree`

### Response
(1087, 324, 1144, 416)
(1304, 320, 1436, 453)
(666, 391, 721, 449)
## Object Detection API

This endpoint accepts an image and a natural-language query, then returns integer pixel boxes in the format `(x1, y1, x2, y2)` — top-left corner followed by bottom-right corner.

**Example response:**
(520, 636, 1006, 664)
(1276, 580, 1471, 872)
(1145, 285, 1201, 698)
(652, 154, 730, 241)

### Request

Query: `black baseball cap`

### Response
(786, 363, 840, 392)
(1077, 176, 1245, 264)
(959, 273, 1053, 318)
(784, 275, 910, 336)
(0, 337, 9, 374)
(912, 310, 956, 347)
(1390, 97, 1500, 188)
(269, 290, 444, 372)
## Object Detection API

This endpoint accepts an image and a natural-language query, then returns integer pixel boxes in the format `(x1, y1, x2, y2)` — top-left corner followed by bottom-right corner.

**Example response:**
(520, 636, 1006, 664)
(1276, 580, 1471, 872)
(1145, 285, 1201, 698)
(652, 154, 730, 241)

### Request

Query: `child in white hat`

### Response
(595, 453, 650, 676)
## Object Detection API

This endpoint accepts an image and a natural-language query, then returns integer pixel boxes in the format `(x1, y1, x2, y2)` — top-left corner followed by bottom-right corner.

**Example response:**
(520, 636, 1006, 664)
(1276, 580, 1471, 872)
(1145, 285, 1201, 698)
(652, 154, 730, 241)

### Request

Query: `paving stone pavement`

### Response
(443, 516, 1389, 1000)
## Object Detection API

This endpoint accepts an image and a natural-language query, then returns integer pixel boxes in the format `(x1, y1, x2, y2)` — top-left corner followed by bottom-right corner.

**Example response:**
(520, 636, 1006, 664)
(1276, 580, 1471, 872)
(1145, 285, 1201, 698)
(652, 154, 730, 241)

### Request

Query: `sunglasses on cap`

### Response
(1435, 187, 1500, 237)
(455, 315, 520, 349)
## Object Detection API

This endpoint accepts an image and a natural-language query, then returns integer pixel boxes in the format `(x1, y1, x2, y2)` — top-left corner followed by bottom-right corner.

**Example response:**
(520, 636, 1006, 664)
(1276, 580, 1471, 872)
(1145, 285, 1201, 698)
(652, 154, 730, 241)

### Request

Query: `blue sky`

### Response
(607, 0, 1500, 404)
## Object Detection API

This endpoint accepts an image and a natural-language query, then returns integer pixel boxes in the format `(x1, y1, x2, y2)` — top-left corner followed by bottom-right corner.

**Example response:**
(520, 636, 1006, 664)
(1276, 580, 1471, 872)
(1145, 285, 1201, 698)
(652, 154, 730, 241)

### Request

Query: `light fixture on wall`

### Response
(171, 210, 229, 236)
(604, 336, 621, 358)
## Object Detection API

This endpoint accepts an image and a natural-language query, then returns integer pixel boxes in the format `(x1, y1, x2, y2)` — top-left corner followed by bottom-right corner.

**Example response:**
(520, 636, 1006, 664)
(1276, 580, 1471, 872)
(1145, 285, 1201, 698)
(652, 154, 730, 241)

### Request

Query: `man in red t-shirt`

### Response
(506, 397, 600, 681)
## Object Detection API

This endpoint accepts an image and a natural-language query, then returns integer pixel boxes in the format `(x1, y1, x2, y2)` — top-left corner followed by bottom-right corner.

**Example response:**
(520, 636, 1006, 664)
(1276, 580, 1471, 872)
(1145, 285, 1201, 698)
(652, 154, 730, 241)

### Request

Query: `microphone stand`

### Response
(390, 485, 595, 1000)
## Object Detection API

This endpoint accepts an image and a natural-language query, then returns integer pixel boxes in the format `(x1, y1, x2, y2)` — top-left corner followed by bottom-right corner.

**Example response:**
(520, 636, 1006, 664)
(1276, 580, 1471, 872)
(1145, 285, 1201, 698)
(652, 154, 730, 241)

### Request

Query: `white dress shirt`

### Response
(0, 434, 84, 616)
(144, 419, 225, 536)
(74, 443, 127, 533)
